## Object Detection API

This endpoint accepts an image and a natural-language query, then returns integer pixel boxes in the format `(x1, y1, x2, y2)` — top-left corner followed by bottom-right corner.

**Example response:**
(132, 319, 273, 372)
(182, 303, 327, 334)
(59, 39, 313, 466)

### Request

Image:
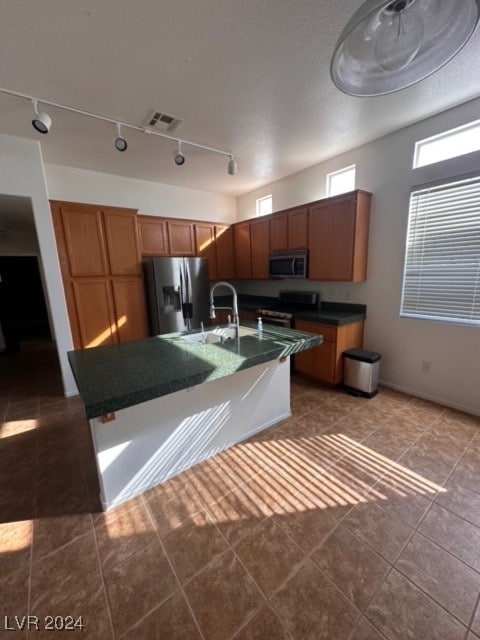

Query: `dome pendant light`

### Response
(31, 98, 52, 134)
(331, 0, 480, 96)
(114, 123, 128, 151)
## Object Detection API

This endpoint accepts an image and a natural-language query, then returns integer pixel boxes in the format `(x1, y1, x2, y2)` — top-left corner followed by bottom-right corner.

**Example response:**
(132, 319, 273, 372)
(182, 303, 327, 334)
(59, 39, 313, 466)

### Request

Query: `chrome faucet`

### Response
(209, 281, 240, 337)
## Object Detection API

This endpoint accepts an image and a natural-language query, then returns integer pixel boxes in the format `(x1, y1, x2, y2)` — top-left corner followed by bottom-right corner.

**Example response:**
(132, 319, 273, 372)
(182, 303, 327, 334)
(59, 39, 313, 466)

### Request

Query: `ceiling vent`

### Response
(144, 110, 183, 133)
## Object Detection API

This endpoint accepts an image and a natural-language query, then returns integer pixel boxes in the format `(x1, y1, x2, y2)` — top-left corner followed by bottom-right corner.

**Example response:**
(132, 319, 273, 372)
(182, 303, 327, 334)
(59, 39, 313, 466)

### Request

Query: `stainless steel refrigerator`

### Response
(143, 257, 210, 335)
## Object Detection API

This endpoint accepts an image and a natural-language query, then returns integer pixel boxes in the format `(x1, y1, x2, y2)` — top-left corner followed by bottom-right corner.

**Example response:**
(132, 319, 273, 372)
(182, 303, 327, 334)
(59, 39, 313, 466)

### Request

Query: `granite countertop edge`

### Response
(69, 324, 322, 420)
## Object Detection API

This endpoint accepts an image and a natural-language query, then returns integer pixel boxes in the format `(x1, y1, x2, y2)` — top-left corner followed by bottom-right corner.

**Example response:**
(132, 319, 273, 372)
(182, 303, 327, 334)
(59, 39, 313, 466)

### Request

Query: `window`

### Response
(414, 119, 480, 169)
(400, 174, 480, 326)
(256, 195, 272, 217)
(326, 165, 356, 197)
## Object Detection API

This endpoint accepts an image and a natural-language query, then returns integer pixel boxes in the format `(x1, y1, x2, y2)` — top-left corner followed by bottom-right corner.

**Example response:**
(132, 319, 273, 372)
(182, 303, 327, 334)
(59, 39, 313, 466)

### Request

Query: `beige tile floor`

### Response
(1, 341, 480, 639)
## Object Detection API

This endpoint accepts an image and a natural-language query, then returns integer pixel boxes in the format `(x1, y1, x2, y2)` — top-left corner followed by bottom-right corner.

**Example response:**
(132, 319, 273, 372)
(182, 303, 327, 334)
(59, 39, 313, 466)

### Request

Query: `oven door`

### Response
(257, 314, 291, 328)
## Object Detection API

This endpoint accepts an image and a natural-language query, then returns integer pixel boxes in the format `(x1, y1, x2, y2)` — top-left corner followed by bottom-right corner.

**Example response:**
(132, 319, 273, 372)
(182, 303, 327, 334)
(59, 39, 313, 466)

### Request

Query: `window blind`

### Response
(400, 175, 480, 326)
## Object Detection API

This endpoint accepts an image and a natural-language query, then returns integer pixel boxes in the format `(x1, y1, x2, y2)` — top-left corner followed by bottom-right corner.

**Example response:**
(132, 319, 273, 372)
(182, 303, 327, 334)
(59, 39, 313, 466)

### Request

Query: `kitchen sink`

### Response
(180, 325, 257, 344)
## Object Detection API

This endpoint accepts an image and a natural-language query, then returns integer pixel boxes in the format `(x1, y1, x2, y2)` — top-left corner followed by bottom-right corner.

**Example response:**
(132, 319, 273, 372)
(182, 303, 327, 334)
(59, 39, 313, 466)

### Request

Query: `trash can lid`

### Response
(344, 348, 381, 363)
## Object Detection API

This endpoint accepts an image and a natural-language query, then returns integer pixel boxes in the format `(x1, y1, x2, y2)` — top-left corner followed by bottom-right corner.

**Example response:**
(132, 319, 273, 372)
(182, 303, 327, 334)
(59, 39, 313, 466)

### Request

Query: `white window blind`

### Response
(401, 175, 480, 326)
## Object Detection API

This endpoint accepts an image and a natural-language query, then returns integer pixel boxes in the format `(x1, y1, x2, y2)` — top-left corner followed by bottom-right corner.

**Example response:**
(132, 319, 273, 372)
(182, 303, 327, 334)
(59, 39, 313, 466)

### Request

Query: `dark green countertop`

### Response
(215, 295, 367, 326)
(68, 324, 322, 419)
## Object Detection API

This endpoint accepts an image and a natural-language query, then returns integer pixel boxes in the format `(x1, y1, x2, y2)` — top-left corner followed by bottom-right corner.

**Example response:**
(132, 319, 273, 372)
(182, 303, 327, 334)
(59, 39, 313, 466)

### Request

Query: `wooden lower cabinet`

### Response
(294, 320, 364, 384)
(239, 310, 257, 322)
(71, 279, 117, 349)
(111, 277, 149, 344)
(70, 276, 149, 349)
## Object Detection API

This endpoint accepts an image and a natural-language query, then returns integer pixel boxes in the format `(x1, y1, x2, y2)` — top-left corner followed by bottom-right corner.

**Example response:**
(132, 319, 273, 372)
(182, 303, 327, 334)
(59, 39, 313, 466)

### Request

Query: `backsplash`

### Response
(233, 279, 367, 305)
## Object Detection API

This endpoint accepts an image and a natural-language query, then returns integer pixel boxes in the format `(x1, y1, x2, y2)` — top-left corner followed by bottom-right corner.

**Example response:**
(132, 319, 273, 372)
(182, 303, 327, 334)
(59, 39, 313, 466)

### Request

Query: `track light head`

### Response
(227, 155, 237, 176)
(174, 141, 185, 166)
(31, 99, 51, 134)
(114, 123, 128, 152)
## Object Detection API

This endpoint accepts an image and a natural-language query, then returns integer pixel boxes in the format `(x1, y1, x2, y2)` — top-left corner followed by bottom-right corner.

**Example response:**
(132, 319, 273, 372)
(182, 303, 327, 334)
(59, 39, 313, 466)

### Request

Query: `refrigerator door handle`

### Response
(183, 260, 193, 325)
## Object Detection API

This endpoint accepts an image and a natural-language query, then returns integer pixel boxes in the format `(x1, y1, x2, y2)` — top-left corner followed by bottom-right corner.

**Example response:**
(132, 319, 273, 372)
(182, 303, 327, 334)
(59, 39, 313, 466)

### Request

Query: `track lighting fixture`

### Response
(31, 99, 52, 134)
(227, 156, 238, 176)
(114, 123, 128, 152)
(1, 87, 237, 173)
(174, 141, 185, 165)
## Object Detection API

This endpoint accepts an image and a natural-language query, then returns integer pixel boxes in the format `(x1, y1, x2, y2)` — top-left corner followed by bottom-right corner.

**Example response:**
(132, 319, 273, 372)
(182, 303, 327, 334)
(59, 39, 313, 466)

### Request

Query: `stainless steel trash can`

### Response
(343, 349, 381, 398)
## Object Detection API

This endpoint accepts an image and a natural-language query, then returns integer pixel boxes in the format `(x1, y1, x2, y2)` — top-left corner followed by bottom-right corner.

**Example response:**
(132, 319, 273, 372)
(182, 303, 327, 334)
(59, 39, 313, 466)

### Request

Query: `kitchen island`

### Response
(69, 324, 322, 510)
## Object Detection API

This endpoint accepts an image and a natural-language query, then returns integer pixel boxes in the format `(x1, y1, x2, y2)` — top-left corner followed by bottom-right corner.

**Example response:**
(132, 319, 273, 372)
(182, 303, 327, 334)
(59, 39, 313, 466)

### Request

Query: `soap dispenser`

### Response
(257, 317, 263, 336)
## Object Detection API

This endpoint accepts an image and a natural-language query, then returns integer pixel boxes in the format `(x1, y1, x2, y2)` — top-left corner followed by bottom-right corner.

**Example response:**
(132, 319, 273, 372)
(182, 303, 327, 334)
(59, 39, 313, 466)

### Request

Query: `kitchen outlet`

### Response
(345, 290, 351, 301)
(328, 289, 335, 301)
(422, 360, 431, 374)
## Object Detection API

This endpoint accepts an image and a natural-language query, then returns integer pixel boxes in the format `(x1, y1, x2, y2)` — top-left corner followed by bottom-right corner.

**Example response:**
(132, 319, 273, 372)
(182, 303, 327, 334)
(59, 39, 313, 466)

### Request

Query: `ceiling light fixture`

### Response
(174, 141, 185, 165)
(0, 87, 237, 172)
(227, 155, 238, 176)
(31, 98, 52, 134)
(331, 0, 480, 96)
(114, 123, 128, 152)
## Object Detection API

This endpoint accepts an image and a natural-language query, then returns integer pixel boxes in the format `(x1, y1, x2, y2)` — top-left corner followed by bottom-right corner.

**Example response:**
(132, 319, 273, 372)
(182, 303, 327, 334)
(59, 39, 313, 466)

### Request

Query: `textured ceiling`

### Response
(0, 0, 479, 197)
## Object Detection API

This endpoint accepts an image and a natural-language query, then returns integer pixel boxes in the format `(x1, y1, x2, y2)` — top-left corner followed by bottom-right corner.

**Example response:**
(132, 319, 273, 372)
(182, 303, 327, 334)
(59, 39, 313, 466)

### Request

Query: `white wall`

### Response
(45, 164, 236, 223)
(0, 134, 77, 394)
(237, 97, 480, 416)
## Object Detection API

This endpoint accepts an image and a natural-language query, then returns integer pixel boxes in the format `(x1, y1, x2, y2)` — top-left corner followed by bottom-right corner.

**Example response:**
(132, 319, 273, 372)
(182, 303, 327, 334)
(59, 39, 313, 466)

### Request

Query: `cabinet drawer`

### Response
(295, 320, 337, 343)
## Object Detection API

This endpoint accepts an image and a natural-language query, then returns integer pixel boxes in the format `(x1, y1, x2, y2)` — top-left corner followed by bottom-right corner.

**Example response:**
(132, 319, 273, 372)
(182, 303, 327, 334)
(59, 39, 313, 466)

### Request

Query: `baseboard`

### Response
(378, 378, 480, 418)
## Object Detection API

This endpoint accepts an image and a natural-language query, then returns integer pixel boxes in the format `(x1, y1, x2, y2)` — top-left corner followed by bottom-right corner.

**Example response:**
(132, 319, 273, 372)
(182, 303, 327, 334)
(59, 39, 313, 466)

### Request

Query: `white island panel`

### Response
(90, 357, 290, 510)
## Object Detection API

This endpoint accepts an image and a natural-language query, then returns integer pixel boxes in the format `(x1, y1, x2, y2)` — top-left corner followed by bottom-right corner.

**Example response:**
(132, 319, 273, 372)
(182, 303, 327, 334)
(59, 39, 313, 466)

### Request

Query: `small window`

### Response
(400, 174, 480, 326)
(414, 119, 480, 169)
(256, 195, 272, 217)
(326, 165, 356, 197)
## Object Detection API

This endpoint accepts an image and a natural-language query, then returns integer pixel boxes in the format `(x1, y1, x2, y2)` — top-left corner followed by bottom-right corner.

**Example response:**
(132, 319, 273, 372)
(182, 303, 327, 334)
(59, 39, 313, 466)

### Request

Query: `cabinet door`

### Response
(138, 216, 168, 256)
(71, 279, 117, 348)
(294, 320, 337, 383)
(309, 198, 355, 281)
(250, 218, 270, 279)
(288, 207, 308, 249)
(58, 202, 109, 277)
(103, 209, 142, 275)
(195, 224, 217, 280)
(233, 222, 252, 279)
(215, 225, 234, 280)
(270, 212, 288, 251)
(239, 310, 257, 322)
(308, 192, 370, 282)
(112, 277, 149, 343)
(295, 340, 337, 383)
(167, 220, 195, 256)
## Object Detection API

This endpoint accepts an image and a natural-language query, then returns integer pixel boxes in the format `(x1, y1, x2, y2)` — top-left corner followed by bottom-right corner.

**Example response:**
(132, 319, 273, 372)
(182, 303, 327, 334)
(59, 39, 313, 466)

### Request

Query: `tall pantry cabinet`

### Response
(51, 201, 149, 350)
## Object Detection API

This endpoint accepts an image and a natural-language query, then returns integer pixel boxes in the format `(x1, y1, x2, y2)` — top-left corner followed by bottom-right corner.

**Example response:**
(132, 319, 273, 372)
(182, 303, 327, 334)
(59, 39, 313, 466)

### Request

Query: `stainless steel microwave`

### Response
(268, 251, 308, 279)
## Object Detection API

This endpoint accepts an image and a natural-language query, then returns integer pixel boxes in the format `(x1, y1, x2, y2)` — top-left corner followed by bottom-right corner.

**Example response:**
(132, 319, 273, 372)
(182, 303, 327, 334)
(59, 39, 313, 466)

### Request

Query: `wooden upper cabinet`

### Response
(250, 217, 270, 279)
(270, 212, 288, 251)
(309, 191, 371, 282)
(195, 223, 217, 280)
(137, 215, 168, 256)
(215, 225, 234, 280)
(103, 208, 141, 275)
(288, 206, 308, 249)
(233, 221, 252, 279)
(167, 220, 195, 256)
(54, 202, 109, 277)
(111, 277, 149, 343)
(270, 206, 308, 252)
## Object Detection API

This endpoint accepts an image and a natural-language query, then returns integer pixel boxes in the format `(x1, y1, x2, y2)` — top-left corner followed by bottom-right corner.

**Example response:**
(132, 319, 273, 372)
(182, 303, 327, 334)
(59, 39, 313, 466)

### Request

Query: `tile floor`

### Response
(1, 341, 480, 639)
